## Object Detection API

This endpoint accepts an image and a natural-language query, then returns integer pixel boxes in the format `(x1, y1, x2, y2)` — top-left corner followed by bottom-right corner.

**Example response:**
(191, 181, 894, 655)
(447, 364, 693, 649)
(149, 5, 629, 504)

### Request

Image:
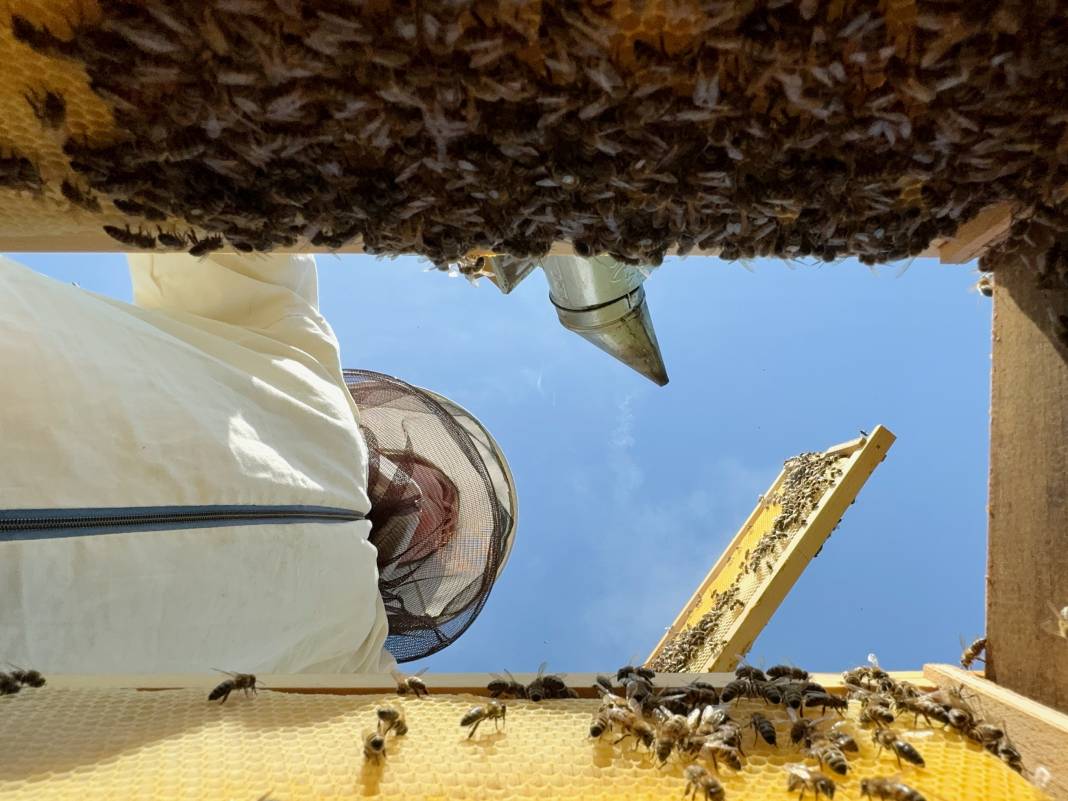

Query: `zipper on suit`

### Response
(0, 504, 366, 541)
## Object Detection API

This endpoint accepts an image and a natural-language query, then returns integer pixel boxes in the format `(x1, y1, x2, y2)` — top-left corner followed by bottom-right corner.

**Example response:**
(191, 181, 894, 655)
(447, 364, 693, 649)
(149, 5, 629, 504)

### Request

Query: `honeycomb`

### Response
(0, 0, 123, 241)
(0, 686, 1048, 801)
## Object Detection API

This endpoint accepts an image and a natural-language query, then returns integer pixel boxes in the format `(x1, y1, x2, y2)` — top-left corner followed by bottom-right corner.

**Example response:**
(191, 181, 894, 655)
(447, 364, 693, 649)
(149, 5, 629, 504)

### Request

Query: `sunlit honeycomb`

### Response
(0, 687, 1048, 801)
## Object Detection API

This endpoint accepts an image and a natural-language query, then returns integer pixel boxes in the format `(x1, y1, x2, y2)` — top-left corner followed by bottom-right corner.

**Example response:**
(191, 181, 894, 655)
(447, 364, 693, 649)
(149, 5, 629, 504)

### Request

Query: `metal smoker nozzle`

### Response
(486, 253, 669, 386)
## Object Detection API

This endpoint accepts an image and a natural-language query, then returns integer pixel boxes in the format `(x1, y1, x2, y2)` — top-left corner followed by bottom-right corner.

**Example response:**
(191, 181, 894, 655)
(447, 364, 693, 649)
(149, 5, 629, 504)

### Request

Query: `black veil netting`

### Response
(344, 369, 517, 663)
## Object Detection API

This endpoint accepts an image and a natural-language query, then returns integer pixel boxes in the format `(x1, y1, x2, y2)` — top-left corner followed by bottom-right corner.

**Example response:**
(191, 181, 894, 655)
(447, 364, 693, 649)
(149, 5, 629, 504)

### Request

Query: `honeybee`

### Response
(768, 665, 810, 680)
(363, 730, 386, 763)
(960, 637, 987, 669)
(1044, 601, 1068, 640)
(208, 671, 258, 703)
(750, 712, 777, 745)
(60, 179, 101, 212)
(188, 233, 225, 258)
(684, 763, 725, 801)
(829, 722, 859, 753)
(392, 668, 428, 697)
(654, 707, 691, 763)
(805, 692, 848, 715)
(613, 709, 655, 750)
(0, 673, 21, 695)
(975, 275, 994, 297)
(987, 727, 1022, 773)
(735, 664, 767, 682)
(895, 696, 950, 727)
(460, 701, 506, 738)
(808, 741, 850, 775)
(376, 705, 407, 736)
(487, 670, 527, 699)
(526, 662, 570, 701)
(699, 737, 743, 771)
(790, 717, 824, 747)
(6, 665, 45, 688)
(103, 224, 157, 250)
(786, 763, 836, 799)
(590, 709, 612, 738)
(616, 664, 656, 683)
(859, 777, 926, 801)
(959, 717, 997, 742)
(24, 89, 65, 129)
(871, 729, 925, 767)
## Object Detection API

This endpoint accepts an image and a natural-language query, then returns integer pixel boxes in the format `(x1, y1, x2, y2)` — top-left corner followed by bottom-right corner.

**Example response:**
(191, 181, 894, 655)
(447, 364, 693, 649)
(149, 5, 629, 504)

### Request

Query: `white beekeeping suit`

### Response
(0, 252, 393, 673)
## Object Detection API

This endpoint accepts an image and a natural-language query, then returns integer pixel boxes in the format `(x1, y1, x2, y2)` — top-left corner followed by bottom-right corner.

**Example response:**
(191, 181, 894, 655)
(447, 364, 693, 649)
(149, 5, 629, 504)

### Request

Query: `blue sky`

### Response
(9, 251, 991, 673)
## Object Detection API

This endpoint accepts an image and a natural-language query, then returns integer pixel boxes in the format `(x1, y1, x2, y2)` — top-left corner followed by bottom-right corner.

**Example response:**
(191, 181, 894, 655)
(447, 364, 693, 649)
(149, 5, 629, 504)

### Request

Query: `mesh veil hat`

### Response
(344, 369, 517, 662)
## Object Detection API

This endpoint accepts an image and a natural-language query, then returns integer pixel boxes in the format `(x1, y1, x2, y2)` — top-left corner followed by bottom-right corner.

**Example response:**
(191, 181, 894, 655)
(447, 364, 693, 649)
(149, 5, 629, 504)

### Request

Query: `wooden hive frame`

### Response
(647, 425, 896, 672)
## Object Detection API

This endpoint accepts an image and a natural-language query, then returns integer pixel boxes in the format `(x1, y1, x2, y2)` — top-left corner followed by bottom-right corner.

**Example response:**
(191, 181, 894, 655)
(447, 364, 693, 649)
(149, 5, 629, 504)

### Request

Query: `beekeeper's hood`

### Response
(345, 370, 517, 663)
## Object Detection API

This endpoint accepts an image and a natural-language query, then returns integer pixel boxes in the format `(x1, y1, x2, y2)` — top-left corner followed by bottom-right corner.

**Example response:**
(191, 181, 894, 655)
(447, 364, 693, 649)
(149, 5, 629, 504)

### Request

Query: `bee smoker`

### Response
(485, 253, 669, 386)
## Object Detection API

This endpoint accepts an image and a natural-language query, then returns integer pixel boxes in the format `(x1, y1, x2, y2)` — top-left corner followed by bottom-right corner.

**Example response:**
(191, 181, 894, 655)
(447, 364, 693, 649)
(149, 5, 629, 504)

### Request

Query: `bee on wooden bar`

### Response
(616, 664, 656, 683)
(960, 637, 987, 669)
(735, 663, 767, 682)
(460, 701, 506, 738)
(786, 763, 837, 799)
(684, 764, 725, 801)
(859, 777, 926, 801)
(871, 729, 925, 767)
(487, 670, 526, 699)
(103, 225, 157, 250)
(768, 665, 810, 681)
(208, 670, 258, 703)
(60, 179, 101, 212)
(188, 233, 224, 258)
(391, 668, 428, 697)
(6, 665, 45, 688)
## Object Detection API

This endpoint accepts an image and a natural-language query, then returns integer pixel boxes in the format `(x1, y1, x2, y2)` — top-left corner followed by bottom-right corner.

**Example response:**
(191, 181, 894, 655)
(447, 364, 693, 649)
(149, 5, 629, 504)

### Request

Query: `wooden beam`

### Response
(925, 664, 1068, 801)
(987, 251, 1068, 713)
(41, 670, 930, 695)
(935, 202, 1017, 264)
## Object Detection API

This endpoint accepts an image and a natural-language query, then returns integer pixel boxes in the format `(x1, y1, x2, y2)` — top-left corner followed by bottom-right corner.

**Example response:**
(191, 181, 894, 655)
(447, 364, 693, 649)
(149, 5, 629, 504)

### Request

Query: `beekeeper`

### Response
(0, 252, 516, 673)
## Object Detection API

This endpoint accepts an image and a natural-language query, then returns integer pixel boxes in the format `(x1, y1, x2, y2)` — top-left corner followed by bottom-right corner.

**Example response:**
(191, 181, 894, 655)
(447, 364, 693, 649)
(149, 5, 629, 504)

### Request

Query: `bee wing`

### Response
(686, 706, 702, 729)
(211, 668, 238, 678)
(866, 653, 881, 669)
(413, 667, 429, 678)
(784, 762, 812, 779)
(390, 669, 406, 684)
(534, 661, 548, 679)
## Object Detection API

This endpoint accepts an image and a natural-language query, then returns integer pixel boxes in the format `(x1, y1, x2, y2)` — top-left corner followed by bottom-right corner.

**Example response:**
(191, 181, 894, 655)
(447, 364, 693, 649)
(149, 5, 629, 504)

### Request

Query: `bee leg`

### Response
(467, 719, 482, 740)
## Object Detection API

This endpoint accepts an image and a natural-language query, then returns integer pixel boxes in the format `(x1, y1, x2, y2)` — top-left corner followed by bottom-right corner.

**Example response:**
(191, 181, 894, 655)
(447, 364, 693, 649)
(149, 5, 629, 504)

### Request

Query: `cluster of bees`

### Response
(590, 660, 945, 801)
(0, 665, 46, 695)
(845, 660, 1025, 778)
(981, 204, 1068, 350)
(6, 1, 1068, 269)
(650, 450, 847, 673)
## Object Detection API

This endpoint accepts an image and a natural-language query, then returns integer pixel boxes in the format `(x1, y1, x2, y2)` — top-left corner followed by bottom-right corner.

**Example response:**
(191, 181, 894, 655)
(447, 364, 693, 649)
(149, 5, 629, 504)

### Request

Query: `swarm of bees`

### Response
(0, 665, 46, 695)
(5, 1, 1067, 271)
(580, 656, 1048, 801)
(650, 451, 847, 672)
(843, 657, 1024, 776)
